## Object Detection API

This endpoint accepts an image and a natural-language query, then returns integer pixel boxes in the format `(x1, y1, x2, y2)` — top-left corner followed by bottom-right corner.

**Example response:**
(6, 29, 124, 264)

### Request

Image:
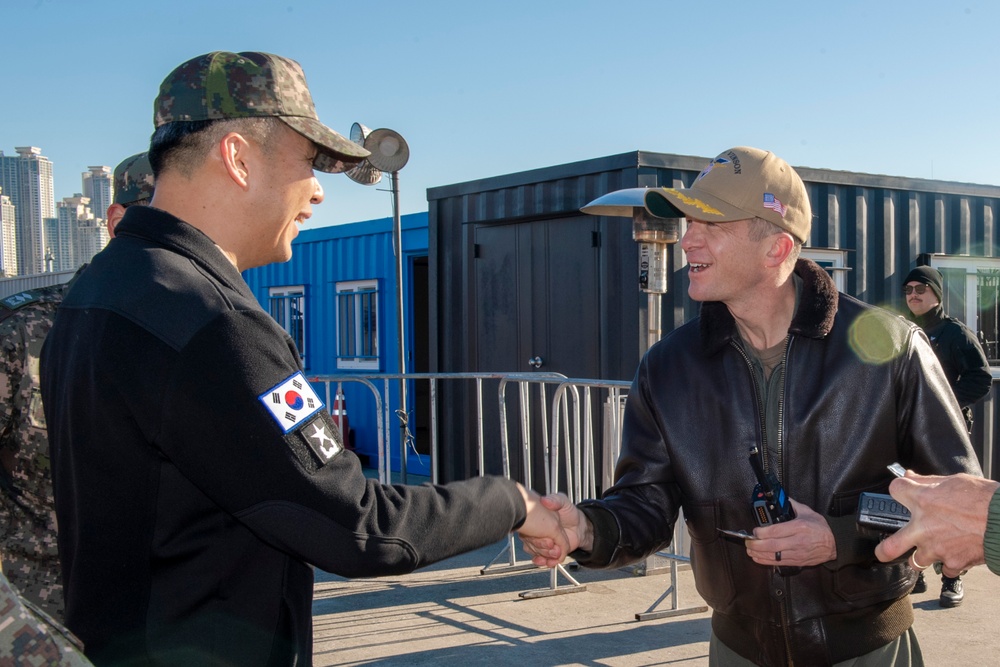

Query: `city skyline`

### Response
(0, 146, 111, 276)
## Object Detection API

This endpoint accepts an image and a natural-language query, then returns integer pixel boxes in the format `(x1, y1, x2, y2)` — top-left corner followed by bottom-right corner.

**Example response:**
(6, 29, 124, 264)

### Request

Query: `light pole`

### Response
(346, 124, 412, 480)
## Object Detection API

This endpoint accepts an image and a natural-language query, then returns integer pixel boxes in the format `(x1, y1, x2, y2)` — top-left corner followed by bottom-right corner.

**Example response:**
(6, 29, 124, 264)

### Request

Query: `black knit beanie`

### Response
(904, 266, 943, 301)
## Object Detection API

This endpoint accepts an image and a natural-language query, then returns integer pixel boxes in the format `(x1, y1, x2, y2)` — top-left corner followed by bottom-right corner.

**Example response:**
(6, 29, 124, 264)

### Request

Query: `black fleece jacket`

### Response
(41, 206, 525, 666)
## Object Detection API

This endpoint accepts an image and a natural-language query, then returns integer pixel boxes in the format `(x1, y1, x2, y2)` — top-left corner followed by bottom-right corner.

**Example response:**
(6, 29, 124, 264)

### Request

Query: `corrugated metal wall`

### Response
(431, 151, 1000, 355)
(243, 212, 428, 472)
(428, 150, 1000, 481)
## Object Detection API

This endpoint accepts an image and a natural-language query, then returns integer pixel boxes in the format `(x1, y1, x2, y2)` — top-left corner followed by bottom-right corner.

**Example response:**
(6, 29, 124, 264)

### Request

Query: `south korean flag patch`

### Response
(259, 371, 325, 434)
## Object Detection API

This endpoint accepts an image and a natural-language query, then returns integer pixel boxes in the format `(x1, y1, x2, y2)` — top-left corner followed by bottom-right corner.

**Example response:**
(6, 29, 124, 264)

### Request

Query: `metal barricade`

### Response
(308, 372, 565, 488)
(307, 375, 388, 482)
(524, 377, 706, 618)
(307, 371, 705, 617)
(519, 378, 631, 599)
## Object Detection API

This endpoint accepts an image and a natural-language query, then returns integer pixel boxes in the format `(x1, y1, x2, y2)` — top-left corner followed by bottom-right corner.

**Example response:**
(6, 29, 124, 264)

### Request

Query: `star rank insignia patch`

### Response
(298, 413, 344, 464)
(258, 371, 325, 434)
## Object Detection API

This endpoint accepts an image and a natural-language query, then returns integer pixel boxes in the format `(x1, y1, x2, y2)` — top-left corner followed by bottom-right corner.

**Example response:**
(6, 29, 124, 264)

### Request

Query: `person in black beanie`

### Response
(903, 265, 992, 608)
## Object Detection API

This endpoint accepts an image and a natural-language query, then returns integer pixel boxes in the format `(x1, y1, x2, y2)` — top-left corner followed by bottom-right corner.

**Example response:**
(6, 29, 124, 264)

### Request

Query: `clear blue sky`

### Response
(4, 0, 998, 228)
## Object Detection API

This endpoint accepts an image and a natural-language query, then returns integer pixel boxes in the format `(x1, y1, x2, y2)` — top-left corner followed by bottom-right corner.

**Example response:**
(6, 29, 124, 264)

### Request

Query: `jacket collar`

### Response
(700, 258, 839, 356)
(114, 205, 254, 301)
(909, 304, 945, 331)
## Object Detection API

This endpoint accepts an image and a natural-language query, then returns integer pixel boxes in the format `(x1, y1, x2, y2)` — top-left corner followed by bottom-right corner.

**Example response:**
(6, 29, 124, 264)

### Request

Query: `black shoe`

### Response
(912, 571, 927, 594)
(940, 575, 964, 607)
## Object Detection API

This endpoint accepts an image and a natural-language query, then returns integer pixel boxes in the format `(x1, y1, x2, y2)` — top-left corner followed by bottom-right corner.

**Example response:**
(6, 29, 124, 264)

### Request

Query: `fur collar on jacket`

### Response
(700, 258, 839, 356)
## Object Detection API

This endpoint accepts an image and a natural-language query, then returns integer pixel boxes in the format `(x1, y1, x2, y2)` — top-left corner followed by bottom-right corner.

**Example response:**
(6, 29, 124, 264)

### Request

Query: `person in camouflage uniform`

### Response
(0, 152, 154, 623)
(0, 560, 91, 666)
(106, 152, 155, 236)
(0, 284, 66, 619)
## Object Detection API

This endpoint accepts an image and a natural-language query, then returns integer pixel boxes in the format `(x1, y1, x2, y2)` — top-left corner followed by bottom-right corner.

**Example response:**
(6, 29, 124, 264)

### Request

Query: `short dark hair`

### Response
(747, 216, 802, 265)
(746, 216, 786, 242)
(148, 117, 284, 178)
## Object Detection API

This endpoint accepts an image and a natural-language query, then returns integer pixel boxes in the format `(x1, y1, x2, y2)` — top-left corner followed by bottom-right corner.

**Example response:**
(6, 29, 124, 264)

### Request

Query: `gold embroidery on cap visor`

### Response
(661, 188, 724, 217)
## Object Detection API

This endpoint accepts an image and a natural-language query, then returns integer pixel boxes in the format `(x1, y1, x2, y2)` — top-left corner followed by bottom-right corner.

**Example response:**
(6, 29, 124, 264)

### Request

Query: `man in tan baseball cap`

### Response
(522, 146, 979, 664)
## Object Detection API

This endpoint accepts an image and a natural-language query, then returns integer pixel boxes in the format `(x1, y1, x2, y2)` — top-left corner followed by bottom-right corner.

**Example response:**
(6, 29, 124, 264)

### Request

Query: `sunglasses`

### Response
(903, 285, 930, 295)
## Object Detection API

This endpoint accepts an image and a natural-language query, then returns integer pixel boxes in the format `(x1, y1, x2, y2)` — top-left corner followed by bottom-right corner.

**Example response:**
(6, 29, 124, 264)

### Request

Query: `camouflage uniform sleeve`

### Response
(0, 315, 25, 449)
(0, 302, 65, 621)
(0, 567, 91, 665)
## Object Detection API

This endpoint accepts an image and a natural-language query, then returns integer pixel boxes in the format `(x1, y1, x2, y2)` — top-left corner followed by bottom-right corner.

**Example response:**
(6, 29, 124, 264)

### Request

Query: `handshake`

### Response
(514, 487, 594, 568)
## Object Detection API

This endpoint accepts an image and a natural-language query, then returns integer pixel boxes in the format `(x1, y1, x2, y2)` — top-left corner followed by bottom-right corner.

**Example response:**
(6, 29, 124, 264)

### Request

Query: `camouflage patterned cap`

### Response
(154, 51, 369, 173)
(113, 152, 155, 206)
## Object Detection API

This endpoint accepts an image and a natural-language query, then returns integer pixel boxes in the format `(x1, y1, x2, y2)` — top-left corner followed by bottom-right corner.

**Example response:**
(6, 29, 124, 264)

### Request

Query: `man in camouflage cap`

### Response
(0, 151, 154, 623)
(41, 51, 563, 666)
(154, 51, 368, 173)
(106, 151, 154, 237)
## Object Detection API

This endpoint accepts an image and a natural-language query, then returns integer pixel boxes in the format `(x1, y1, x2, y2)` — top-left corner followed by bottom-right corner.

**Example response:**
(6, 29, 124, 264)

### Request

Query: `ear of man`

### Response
(106, 204, 126, 238)
(764, 233, 796, 268)
(220, 132, 253, 190)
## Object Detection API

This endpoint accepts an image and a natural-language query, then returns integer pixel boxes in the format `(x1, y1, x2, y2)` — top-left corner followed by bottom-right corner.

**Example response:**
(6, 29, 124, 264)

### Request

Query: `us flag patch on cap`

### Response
(258, 371, 325, 433)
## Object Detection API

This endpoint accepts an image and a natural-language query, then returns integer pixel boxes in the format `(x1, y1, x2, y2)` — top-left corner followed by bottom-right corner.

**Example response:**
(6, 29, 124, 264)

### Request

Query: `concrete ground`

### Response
(311, 538, 1000, 666)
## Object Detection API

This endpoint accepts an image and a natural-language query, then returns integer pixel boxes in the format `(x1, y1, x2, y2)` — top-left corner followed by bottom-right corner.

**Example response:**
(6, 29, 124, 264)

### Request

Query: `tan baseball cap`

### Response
(644, 146, 812, 243)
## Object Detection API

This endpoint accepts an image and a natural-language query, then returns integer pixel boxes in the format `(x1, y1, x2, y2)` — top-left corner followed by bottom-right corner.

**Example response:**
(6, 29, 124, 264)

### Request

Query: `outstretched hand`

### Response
(515, 491, 593, 568)
(874, 472, 999, 577)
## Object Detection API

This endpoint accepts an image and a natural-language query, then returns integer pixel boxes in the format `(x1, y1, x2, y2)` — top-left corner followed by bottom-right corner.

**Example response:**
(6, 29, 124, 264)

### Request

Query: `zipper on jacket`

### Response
(776, 336, 791, 483)
(731, 341, 769, 458)
(777, 335, 794, 666)
(734, 336, 797, 666)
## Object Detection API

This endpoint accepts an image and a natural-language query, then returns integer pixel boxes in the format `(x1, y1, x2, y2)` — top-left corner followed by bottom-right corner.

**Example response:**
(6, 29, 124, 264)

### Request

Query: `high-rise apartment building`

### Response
(52, 194, 88, 272)
(76, 216, 109, 267)
(0, 147, 55, 275)
(51, 194, 109, 272)
(82, 165, 112, 220)
(0, 187, 17, 276)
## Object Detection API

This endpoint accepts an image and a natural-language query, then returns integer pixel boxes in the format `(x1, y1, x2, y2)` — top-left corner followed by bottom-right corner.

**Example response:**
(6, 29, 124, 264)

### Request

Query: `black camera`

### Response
(856, 492, 911, 540)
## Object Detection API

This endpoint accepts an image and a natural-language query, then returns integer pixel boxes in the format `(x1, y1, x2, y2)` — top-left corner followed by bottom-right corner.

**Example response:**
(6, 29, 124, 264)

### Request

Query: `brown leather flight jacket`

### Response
(577, 259, 982, 667)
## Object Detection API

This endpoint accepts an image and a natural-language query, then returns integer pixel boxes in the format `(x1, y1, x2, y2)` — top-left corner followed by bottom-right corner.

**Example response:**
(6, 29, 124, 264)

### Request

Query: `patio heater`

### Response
(580, 188, 681, 351)
(580, 187, 706, 620)
(346, 123, 412, 479)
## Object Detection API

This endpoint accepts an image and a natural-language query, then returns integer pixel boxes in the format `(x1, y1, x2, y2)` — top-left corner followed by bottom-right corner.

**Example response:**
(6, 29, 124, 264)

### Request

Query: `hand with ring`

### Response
(745, 499, 838, 567)
(909, 552, 930, 571)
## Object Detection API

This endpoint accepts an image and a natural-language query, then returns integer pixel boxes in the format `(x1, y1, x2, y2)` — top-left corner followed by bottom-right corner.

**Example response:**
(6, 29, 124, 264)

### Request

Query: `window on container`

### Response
(975, 268, 1000, 364)
(268, 286, 306, 366)
(926, 256, 1000, 365)
(800, 248, 849, 292)
(336, 279, 379, 370)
